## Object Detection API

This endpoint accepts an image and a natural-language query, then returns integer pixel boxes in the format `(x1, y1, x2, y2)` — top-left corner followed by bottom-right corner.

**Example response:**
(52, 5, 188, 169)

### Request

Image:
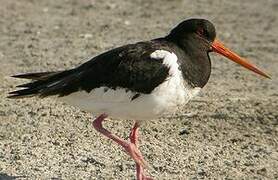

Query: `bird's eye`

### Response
(196, 27, 205, 37)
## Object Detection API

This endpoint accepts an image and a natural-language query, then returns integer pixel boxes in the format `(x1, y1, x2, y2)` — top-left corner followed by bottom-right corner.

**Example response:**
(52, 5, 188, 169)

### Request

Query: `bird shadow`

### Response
(0, 173, 27, 180)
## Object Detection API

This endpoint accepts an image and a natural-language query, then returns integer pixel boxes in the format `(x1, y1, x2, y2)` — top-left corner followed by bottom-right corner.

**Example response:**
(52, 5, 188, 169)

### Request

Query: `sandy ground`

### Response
(0, 0, 277, 179)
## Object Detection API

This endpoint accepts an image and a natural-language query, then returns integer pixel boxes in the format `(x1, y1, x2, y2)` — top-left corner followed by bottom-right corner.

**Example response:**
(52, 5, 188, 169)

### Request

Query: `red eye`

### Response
(197, 28, 204, 36)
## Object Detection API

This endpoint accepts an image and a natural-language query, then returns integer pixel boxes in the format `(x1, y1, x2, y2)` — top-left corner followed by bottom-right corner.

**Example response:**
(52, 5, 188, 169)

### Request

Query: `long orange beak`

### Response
(211, 39, 270, 78)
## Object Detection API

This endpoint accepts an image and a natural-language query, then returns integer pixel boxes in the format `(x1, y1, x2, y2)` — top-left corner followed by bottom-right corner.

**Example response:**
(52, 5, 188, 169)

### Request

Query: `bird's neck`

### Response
(164, 35, 212, 88)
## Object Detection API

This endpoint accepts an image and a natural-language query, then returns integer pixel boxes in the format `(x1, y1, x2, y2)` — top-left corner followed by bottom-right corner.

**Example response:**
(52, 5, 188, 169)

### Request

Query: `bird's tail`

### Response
(8, 70, 76, 98)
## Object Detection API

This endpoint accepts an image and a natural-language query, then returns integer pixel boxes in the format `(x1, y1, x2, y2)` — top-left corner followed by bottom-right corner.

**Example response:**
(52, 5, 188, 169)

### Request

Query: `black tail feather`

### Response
(11, 72, 60, 80)
(8, 89, 39, 99)
(8, 69, 78, 99)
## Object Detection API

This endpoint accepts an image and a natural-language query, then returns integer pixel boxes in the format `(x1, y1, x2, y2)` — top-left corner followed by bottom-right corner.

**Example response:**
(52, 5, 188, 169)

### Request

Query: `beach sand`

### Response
(0, 0, 277, 179)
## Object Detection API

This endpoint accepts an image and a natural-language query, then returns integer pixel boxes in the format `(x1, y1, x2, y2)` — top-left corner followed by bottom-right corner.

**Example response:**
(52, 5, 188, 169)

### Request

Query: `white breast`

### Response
(59, 50, 200, 120)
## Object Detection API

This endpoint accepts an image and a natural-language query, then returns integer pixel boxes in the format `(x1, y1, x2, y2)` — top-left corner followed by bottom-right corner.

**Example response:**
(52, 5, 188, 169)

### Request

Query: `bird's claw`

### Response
(142, 175, 153, 180)
(124, 143, 148, 168)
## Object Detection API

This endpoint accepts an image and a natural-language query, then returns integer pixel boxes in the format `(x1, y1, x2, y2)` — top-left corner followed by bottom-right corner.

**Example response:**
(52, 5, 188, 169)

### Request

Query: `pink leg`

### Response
(129, 122, 140, 145)
(129, 122, 153, 180)
(92, 114, 146, 168)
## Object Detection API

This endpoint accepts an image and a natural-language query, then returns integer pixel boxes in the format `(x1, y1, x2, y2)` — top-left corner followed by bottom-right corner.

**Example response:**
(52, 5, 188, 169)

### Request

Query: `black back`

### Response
(74, 41, 171, 95)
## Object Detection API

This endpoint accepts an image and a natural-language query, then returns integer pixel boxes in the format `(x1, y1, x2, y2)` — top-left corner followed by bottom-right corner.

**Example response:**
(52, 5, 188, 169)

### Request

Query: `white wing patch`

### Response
(150, 50, 179, 75)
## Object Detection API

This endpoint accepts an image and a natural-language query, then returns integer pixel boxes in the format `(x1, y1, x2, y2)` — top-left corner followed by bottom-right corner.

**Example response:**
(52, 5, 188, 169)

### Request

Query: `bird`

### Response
(8, 18, 270, 180)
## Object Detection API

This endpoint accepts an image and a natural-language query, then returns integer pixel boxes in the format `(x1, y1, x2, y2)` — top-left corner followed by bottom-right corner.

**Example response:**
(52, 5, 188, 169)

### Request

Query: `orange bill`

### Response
(211, 39, 270, 78)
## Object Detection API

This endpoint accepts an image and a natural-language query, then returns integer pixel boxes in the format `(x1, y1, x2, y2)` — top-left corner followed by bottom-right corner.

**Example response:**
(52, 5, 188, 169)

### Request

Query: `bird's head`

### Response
(167, 18, 270, 79)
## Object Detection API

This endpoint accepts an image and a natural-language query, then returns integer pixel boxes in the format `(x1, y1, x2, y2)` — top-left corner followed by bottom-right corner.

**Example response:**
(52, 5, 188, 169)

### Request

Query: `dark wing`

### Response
(8, 41, 170, 98)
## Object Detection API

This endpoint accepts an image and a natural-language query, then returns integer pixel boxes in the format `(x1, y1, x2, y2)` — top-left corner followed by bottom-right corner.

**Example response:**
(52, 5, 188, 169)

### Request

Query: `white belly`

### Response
(59, 76, 200, 120)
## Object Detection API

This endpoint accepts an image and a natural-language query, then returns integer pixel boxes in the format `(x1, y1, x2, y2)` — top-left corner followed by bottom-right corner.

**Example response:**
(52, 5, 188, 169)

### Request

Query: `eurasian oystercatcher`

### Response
(8, 18, 269, 180)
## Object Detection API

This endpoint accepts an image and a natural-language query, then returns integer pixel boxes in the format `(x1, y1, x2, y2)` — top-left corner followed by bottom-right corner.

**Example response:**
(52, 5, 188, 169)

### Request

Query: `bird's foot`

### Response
(123, 142, 147, 168)
(130, 122, 153, 180)
(139, 173, 154, 180)
(142, 176, 153, 180)
(136, 163, 153, 180)
(92, 115, 147, 167)
(92, 115, 153, 179)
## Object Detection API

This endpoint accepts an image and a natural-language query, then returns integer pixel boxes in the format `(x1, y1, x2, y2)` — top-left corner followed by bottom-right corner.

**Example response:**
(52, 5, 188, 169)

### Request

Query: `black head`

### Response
(165, 18, 270, 87)
(166, 18, 216, 51)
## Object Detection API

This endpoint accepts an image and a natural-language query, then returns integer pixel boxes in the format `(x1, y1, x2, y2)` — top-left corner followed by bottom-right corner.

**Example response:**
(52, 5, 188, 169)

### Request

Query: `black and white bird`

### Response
(8, 18, 269, 180)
